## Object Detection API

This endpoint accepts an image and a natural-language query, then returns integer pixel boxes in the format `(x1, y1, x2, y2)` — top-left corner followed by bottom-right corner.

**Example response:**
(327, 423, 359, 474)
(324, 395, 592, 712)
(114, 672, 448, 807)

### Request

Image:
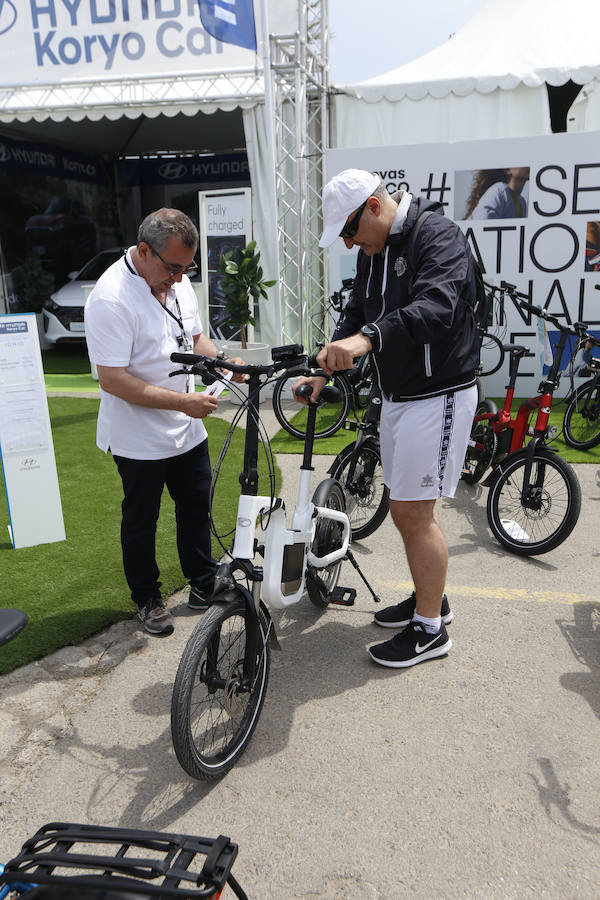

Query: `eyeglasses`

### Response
(147, 242, 198, 277)
(339, 200, 368, 240)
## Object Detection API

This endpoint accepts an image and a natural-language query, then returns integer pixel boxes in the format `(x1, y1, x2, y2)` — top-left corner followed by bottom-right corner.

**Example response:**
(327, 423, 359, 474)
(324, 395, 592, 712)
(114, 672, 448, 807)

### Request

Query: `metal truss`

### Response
(0, 69, 264, 122)
(270, 0, 328, 348)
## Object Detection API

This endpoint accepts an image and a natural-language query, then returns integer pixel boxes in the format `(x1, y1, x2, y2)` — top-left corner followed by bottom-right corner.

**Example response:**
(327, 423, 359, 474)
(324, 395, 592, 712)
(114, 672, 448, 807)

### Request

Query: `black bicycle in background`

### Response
(271, 280, 374, 440)
(329, 383, 389, 541)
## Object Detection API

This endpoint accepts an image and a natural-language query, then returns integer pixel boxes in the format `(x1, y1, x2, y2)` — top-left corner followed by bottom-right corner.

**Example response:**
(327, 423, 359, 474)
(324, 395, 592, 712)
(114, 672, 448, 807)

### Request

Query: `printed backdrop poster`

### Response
(326, 132, 600, 397)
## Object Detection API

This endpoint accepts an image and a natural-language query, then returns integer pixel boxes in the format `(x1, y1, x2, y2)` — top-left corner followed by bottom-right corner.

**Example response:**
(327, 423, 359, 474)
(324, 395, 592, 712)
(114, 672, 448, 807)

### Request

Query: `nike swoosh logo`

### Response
(415, 635, 442, 653)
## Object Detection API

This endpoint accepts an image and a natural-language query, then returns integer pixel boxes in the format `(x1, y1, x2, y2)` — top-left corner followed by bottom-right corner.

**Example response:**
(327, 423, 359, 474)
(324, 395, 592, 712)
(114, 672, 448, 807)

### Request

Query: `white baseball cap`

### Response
(319, 169, 381, 248)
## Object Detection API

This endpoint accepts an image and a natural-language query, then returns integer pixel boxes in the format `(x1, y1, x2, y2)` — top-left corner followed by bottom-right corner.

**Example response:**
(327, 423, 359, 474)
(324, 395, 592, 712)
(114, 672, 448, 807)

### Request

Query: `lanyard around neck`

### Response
(123, 250, 184, 329)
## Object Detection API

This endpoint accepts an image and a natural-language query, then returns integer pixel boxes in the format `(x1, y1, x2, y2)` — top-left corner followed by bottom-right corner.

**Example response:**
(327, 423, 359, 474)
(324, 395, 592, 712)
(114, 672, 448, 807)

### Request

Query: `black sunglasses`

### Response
(339, 200, 368, 239)
(147, 242, 198, 277)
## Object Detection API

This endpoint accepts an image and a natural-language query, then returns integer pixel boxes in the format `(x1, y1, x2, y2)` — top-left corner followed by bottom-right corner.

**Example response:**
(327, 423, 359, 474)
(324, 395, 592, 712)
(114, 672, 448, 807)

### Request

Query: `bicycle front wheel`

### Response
(171, 592, 271, 780)
(272, 372, 351, 440)
(331, 439, 389, 540)
(486, 448, 581, 555)
(306, 479, 346, 608)
(461, 399, 498, 485)
(563, 379, 600, 449)
(479, 332, 505, 377)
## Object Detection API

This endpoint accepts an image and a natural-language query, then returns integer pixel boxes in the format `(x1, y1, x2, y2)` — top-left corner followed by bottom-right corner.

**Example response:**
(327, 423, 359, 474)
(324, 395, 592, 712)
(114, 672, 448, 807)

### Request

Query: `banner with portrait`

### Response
(326, 132, 600, 396)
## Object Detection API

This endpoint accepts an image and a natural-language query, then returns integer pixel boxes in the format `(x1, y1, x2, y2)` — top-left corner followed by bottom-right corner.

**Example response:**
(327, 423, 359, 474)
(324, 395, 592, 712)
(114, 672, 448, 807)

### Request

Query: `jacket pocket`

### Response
(424, 343, 432, 377)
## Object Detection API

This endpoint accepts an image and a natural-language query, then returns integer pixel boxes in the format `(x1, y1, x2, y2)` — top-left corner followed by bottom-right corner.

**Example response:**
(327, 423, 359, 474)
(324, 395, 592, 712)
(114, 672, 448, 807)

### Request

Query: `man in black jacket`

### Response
(303, 168, 479, 668)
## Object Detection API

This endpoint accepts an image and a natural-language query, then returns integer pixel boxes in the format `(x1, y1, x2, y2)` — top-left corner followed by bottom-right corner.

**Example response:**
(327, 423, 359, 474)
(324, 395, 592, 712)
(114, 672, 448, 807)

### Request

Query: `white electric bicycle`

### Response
(168, 345, 379, 780)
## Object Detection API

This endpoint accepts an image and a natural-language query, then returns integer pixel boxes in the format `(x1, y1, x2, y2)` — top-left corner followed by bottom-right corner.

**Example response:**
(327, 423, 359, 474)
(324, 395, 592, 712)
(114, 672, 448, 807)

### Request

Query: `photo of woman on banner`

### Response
(585, 221, 600, 272)
(460, 167, 530, 220)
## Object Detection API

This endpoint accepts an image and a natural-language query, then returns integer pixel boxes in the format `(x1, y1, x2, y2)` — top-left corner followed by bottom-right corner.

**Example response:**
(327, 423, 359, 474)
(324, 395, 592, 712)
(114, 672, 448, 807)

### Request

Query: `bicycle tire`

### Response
(272, 371, 352, 440)
(479, 332, 505, 377)
(306, 479, 345, 608)
(563, 379, 600, 449)
(486, 447, 581, 555)
(330, 439, 389, 540)
(461, 399, 498, 485)
(171, 592, 270, 780)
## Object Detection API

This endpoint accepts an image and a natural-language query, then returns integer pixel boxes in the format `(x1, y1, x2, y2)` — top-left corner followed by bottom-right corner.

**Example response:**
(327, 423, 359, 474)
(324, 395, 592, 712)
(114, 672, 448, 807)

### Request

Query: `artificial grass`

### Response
(0, 398, 280, 675)
(270, 396, 600, 464)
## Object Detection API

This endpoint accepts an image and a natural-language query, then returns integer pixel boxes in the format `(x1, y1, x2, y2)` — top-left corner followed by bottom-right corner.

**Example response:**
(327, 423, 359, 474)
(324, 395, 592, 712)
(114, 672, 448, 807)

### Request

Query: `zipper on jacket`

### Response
(424, 343, 432, 377)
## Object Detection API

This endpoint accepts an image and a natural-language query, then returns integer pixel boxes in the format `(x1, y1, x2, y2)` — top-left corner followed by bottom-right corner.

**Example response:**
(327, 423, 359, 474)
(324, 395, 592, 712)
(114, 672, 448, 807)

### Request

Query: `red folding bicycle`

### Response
(462, 283, 585, 556)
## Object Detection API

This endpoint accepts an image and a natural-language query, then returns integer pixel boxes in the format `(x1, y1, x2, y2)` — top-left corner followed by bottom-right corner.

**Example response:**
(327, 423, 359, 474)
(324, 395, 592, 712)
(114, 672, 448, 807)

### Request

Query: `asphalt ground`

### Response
(1, 398, 600, 898)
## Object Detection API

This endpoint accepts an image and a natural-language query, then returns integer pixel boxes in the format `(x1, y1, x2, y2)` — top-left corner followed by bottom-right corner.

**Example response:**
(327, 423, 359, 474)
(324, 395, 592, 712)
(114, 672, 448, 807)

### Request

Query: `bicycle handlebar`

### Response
(170, 348, 321, 378)
(484, 280, 593, 340)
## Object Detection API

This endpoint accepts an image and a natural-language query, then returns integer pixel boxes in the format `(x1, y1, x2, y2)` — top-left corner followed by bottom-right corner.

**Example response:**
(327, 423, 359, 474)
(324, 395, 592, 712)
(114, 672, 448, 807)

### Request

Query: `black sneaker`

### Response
(368, 622, 451, 668)
(137, 599, 174, 636)
(188, 584, 214, 611)
(374, 591, 453, 629)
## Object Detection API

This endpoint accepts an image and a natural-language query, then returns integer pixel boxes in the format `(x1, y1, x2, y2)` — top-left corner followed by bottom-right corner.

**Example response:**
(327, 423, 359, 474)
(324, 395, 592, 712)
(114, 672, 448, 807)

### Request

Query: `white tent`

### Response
(332, 0, 600, 148)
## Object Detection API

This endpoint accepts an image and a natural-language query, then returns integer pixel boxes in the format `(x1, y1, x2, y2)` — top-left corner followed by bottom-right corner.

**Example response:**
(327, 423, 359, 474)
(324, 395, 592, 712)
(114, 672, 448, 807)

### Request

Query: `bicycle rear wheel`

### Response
(306, 479, 345, 608)
(272, 372, 351, 440)
(331, 439, 389, 540)
(171, 592, 270, 780)
(563, 379, 600, 449)
(461, 399, 498, 485)
(486, 447, 581, 555)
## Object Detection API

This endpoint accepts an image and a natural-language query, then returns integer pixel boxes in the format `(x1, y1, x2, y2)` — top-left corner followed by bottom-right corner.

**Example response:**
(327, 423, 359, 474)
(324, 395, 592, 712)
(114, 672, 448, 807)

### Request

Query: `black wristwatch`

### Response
(360, 324, 379, 352)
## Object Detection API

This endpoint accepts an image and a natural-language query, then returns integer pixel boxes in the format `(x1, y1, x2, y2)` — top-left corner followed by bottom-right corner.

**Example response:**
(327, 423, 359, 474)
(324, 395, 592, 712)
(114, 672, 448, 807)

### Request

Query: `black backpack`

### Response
(406, 208, 492, 329)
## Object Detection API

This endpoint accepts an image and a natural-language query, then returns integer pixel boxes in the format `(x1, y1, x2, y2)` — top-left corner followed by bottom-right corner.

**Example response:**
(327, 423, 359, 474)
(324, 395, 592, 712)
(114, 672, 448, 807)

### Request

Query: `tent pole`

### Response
(259, 0, 282, 345)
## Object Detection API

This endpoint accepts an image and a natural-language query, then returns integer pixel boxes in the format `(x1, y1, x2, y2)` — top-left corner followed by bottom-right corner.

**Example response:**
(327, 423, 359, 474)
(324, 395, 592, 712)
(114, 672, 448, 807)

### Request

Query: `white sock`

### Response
(412, 613, 441, 634)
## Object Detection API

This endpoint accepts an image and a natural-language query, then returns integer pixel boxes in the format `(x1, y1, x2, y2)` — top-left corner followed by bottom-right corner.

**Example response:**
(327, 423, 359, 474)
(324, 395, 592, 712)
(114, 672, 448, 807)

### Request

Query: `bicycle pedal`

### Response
(330, 586, 356, 606)
(344, 421, 358, 431)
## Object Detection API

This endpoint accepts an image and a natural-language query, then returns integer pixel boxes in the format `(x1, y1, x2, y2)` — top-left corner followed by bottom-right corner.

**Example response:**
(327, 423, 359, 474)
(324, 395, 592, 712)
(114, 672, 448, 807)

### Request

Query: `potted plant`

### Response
(217, 241, 276, 351)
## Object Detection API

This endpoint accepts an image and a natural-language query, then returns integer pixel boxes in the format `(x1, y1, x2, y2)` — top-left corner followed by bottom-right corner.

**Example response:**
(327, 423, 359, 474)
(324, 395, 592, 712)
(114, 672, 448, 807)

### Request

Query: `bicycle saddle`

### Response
(502, 344, 535, 357)
(295, 382, 340, 404)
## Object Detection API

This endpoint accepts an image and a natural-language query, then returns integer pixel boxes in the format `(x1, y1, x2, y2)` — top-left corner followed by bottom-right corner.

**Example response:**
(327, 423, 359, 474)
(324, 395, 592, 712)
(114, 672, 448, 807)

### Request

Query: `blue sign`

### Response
(0, 133, 107, 184)
(197, 0, 257, 51)
(118, 152, 250, 187)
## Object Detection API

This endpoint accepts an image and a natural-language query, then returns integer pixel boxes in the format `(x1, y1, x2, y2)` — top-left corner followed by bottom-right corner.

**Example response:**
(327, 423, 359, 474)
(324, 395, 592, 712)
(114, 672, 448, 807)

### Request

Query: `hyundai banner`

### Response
(326, 131, 600, 397)
(0, 0, 296, 85)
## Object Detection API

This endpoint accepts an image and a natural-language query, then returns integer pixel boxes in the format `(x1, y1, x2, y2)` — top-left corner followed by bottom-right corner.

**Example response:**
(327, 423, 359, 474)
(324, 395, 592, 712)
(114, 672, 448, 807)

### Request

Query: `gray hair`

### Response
(137, 208, 198, 253)
(372, 181, 388, 201)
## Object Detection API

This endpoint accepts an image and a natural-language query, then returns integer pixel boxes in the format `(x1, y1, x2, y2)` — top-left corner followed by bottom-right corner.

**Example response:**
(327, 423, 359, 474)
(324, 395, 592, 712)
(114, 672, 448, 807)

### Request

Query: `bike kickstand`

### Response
(344, 548, 381, 603)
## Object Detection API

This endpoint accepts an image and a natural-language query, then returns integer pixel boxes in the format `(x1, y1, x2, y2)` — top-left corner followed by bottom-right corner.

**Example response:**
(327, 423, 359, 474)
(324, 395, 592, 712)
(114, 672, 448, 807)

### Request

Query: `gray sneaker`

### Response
(137, 599, 174, 635)
(374, 591, 453, 628)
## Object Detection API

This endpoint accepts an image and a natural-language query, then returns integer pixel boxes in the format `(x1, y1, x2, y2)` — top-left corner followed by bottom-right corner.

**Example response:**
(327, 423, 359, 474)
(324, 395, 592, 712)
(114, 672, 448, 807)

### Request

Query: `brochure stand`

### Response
(0, 313, 65, 549)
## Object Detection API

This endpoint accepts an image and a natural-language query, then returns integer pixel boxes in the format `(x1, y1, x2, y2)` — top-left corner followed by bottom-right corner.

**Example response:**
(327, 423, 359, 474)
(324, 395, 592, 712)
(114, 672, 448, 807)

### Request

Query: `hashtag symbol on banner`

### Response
(419, 173, 452, 207)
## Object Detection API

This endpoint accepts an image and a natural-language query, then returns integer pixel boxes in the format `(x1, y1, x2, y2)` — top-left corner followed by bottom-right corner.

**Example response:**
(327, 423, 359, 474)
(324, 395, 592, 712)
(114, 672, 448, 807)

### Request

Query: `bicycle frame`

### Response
(177, 354, 351, 611)
(474, 312, 577, 454)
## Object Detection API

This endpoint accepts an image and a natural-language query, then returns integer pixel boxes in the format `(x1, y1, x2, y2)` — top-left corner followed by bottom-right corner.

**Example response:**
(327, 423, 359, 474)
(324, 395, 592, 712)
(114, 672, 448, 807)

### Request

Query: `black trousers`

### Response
(113, 440, 216, 606)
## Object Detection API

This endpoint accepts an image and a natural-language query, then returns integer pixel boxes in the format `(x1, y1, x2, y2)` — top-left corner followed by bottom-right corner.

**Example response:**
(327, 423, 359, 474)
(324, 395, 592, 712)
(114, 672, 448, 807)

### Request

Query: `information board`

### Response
(326, 131, 600, 397)
(0, 314, 65, 549)
(198, 188, 253, 344)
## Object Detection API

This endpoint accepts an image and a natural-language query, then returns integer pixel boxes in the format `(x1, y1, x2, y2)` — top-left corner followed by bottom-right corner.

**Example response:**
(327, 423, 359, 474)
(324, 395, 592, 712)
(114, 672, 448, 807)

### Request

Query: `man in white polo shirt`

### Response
(85, 208, 243, 635)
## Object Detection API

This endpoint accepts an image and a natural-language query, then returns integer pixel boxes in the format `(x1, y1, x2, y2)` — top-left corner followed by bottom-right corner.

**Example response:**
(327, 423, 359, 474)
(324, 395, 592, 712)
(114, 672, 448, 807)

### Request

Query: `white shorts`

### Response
(380, 385, 478, 501)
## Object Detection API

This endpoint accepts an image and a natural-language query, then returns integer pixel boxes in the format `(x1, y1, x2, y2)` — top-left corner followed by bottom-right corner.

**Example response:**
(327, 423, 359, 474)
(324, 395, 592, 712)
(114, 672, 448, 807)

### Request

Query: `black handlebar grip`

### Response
(170, 352, 204, 365)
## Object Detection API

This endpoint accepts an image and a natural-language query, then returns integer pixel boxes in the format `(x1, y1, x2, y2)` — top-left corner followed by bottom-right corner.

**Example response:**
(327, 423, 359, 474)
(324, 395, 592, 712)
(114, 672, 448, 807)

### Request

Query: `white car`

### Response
(41, 248, 124, 345)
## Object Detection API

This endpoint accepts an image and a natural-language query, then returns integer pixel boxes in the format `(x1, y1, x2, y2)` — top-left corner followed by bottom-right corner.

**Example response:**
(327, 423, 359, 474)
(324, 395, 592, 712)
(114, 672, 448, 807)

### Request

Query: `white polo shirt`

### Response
(84, 249, 207, 460)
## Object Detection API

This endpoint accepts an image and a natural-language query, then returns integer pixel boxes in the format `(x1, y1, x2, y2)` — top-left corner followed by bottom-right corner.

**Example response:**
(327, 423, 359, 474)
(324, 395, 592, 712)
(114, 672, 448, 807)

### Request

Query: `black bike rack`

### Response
(0, 822, 247, 899)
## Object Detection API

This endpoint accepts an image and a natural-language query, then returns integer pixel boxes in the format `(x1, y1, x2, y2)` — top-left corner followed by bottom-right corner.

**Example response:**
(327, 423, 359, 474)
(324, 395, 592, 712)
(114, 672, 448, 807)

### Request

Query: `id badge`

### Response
(177, 333, 193, 352)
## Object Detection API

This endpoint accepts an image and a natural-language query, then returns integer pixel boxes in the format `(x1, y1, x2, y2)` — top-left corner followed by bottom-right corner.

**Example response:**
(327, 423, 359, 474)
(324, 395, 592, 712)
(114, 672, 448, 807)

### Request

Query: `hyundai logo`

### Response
(0, 0, 17, 36)
(158, 161, 188, 180)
